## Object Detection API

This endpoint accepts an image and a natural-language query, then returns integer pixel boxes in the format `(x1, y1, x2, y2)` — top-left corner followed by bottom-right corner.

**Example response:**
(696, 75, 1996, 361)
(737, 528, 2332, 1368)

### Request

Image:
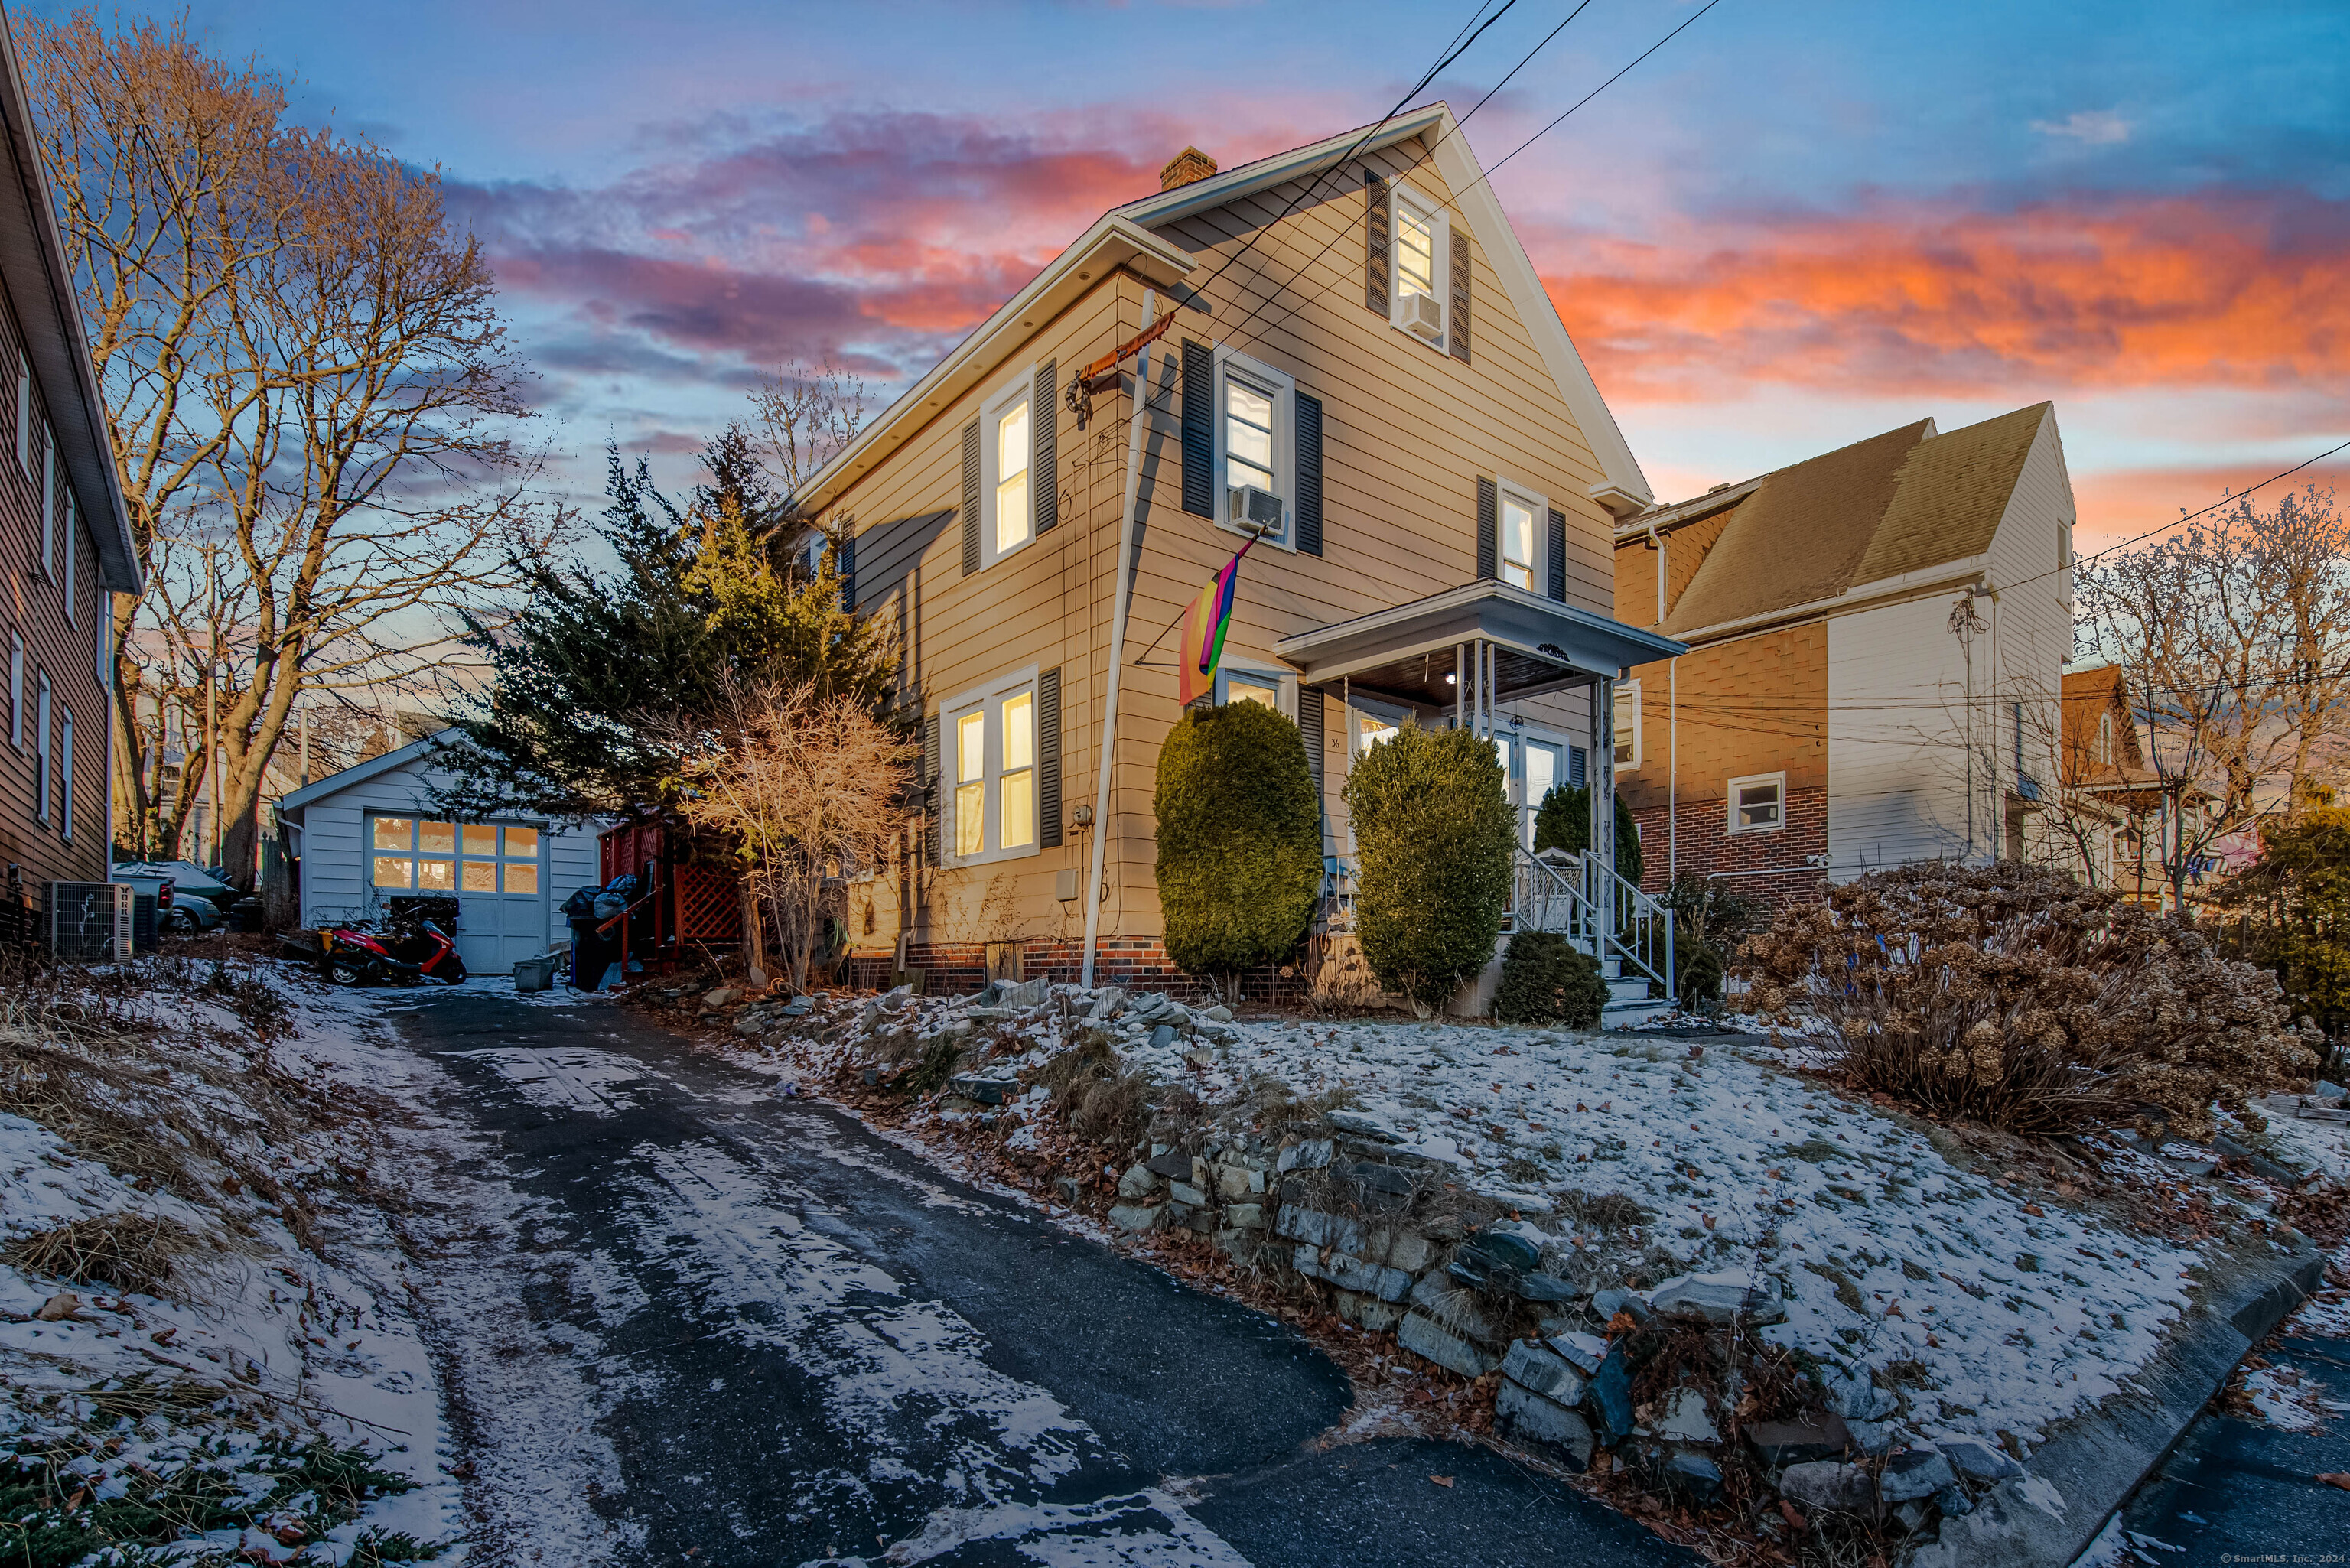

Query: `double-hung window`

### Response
(1614, 683, 1640, 770)
(946, 669, 1040, 864)
(1495, 478, 1548, 593)
(1213, 348, 1294, 548)
(980, 372, 1035, 567)
(8, 633, 19, 749)
(1216, 666, 1288, 714)
(1388, 184, 1451, 348)
(62, 494, 74, 623)
(1728, 772, 1785, 834)
(58, 708, 71, 841)
(40, 426, 54, 581)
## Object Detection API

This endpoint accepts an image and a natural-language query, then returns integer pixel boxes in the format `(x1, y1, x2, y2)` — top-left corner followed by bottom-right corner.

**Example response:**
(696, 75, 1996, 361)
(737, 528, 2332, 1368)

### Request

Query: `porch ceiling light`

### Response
(1445, 672, 1457, 684)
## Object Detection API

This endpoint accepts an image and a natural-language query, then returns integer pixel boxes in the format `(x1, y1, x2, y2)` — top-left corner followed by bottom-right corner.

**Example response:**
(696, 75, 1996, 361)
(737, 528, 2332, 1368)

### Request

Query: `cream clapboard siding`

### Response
(836, 132, 1619, 949)
(294, 753, 599, 965)
(1825, 409, 2073, 879)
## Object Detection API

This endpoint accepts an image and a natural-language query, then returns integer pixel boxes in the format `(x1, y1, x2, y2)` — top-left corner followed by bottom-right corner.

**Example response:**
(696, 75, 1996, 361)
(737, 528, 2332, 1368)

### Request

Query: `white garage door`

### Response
(369, 815, 548, 974)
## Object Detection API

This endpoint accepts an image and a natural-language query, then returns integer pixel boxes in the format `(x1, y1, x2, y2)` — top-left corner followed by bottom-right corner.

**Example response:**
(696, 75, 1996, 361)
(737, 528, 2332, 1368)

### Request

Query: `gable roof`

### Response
(799, 102, 1649, 521)
(274, 727, 457, 818)
(0, 27, 139, 594)
(1656, 402, 2054, 639)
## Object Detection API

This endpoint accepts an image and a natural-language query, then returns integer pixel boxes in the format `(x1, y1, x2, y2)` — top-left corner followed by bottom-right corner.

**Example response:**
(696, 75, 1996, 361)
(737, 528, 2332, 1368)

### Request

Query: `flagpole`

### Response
(1082, 290, 1157, 990)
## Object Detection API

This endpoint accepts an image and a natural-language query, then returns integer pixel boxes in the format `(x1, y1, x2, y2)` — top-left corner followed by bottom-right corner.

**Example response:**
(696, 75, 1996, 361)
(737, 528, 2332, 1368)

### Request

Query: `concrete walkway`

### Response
(390, 988, 1696, 1567)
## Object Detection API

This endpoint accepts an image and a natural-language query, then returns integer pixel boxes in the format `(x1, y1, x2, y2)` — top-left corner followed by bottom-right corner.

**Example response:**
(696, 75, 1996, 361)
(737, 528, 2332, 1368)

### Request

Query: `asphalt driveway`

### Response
(389, 988, 1695, 1567)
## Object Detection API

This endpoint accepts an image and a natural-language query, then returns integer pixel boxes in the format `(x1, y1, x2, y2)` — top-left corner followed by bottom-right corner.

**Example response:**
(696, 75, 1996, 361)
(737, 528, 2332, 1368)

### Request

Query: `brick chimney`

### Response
(1159, 147, 1218, 192)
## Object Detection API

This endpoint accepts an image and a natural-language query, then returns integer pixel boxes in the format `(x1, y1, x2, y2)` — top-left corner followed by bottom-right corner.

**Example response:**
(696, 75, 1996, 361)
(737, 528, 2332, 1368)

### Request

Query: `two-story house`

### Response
(799, 107, 1681, 1000)
(1609, 402, 2077, 908)
(0, 31, 141, 908)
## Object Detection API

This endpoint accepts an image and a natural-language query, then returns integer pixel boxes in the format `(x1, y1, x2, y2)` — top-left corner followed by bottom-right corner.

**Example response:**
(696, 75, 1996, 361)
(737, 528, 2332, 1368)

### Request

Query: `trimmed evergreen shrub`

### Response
(1492, 931, 1608, 1027)
(1154, 701, 1323, 984)
(1345, 724, 1517, 1009)
(1532, 782, 1643, 883)
(1676, 940, 1725, 1007)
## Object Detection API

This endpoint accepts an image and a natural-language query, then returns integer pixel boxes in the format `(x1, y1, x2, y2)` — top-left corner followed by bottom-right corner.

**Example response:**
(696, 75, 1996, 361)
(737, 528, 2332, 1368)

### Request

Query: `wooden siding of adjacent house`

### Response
(832, 132, 1618, 952)
(0, 293, 109, 892)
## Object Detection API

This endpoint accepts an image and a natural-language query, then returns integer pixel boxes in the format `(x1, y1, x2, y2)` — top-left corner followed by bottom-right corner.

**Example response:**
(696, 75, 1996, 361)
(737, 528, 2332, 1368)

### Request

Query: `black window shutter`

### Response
(1569, 746, 1587, 788)
(1546, 509, 1567, 602)
(1033, 360, 1059, 534)
(1476, 477, 1499, 581)
(923, 712, 942, 861)
(1180, 340, 1213, 518)
(1294, 392, 1323, 557)
(960, 421, 981, 574)
(838, 531, 858, 612)
(1363, 171, 1389, 317)
(1038, 666, 1063, 849)
(1297, 683, 1323, 800)
(1448, 229, 1472, 364)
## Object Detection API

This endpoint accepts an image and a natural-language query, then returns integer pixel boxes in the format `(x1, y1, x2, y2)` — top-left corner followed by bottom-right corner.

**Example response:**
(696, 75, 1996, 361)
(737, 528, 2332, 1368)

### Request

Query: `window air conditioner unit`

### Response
(1229, 485, 1284, 533)
(1401, 291, 1444, 342)
(48, 881, 132, 963)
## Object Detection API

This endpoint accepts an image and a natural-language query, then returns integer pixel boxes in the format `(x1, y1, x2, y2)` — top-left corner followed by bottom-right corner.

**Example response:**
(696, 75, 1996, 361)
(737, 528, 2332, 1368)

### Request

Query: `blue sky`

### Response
(26, 0, 2348, 542)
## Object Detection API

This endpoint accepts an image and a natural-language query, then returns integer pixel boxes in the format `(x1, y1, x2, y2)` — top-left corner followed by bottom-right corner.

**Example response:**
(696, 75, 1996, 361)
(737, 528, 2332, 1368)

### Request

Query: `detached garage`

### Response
(275, 729, 601, 974)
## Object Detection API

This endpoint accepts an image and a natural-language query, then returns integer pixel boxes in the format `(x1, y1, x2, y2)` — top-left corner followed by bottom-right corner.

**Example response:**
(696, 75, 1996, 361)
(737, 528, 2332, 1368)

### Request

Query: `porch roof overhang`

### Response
(1272, 581, 1687, 708)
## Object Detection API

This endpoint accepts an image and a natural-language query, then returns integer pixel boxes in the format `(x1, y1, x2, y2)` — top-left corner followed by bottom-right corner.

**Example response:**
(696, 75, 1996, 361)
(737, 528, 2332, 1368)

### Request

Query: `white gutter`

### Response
(1081, 290, 1158, 990)
(1663, 553, 1995, 647)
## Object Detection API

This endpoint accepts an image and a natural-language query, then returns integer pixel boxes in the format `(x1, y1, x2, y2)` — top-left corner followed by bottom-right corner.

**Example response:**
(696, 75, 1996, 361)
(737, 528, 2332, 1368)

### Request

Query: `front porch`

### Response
(1276, 581, 1688, 1017)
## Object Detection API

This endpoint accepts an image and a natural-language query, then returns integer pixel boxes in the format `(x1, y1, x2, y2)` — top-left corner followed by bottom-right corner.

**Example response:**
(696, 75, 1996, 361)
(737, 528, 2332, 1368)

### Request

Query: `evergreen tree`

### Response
(431, 432, 897, 819)
(1532, 782, 1643, 884)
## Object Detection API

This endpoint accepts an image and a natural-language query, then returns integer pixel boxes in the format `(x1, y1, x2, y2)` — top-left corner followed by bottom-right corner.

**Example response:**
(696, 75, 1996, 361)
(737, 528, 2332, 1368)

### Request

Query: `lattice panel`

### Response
(676, 865, 740, 942)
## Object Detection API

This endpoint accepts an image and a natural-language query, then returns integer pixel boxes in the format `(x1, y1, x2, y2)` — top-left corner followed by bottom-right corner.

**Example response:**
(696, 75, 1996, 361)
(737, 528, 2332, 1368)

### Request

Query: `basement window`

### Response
(1727, 772, 1784, 834)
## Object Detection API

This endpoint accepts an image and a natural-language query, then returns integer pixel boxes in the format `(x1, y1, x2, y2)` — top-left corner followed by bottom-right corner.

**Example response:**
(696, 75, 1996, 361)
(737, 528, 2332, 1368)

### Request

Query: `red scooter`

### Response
(319, 919, 468, 987)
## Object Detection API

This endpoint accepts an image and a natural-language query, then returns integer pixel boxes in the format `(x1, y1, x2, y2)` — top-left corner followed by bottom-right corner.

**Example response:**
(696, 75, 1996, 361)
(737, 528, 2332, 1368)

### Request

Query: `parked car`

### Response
(164, 893, 224, 934)
(111, 860, 239, 904)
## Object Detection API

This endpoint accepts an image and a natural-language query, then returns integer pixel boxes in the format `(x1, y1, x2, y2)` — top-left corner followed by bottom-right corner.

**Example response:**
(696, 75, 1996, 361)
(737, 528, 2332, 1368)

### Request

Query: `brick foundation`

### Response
(1632, 784, 1829, 913)
(853, 937, 1313, 1007)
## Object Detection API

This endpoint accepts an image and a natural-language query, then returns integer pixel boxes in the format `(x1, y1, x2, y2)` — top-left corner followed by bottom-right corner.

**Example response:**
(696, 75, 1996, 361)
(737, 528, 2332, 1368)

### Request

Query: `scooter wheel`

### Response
(325, 957, 370, 987)
(438, 956, 468, 984)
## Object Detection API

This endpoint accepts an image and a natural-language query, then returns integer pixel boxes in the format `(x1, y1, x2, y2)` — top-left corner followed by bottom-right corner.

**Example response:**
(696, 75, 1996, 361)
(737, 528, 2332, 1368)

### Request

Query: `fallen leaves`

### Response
(1429, 1474, 1453, 1488)
(2319, 1472, 2350, 1492)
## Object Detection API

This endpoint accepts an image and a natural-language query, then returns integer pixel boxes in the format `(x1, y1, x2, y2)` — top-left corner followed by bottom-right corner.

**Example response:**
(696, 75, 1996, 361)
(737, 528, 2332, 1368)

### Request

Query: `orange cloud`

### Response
(1537, 192, 2350, 402)
(2072, 463, 2349, 552)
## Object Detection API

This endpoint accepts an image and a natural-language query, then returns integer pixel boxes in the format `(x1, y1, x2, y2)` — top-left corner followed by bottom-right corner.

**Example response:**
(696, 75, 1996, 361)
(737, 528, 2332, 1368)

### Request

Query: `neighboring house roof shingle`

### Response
(1656, 402, 2054, 639)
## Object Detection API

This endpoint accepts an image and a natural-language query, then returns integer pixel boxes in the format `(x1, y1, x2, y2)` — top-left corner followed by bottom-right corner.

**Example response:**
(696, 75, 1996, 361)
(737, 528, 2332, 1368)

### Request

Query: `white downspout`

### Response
(1647, 523, 1674, 885)
(1080, 288, 1156, 990)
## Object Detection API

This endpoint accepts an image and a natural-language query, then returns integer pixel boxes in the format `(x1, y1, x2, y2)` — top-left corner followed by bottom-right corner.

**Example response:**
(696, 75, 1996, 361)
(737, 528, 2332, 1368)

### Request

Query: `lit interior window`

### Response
(994, 398, 1031, 555)
(956, 710, 987, 857)
(1000, 691, 1035, 850)
(1500, 495, 1535, 590)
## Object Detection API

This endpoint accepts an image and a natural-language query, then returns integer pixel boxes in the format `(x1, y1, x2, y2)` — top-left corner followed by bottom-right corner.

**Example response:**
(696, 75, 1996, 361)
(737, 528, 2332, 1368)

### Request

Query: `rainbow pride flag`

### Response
(1178, 537, 1258, 705)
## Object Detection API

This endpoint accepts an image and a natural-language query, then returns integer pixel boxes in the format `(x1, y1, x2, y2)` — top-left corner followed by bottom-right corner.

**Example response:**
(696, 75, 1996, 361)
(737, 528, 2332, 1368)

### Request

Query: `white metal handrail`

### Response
(1512, 846, 1601, 945)
(1578, 847, 1673, 997)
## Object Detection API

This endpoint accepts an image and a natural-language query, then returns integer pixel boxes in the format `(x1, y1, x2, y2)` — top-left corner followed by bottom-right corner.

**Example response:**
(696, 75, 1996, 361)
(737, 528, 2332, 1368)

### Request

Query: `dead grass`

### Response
(3, 1214, 204, 1296)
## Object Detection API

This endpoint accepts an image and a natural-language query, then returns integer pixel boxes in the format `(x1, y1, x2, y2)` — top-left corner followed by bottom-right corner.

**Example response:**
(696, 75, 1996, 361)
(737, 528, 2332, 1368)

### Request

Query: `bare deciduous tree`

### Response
(749, 359, 867, 516)
(2078, 486, 2350, 909)
(18, 13, 556, 876)
(661, 679, 915, 991)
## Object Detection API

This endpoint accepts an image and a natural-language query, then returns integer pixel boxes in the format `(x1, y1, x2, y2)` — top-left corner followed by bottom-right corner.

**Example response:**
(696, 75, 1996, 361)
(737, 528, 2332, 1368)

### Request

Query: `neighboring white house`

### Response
(274, 729, 600, 974)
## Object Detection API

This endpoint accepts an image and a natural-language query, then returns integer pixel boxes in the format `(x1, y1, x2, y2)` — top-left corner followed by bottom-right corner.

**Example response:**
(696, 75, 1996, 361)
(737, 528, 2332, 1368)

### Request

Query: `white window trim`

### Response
(1614, 680, 1641, 772)
(942, 663, 1042, 869)
(1213, 664, 1294, 719)
(58, 707, 71, 841)
(1494, 475, 1549, 595)
(1212, 346, 1297, 551)
(1727, 770, 1786, 836)
(8, 633, 19, 750)
(40, 426, 54, 581)
(62, 493, 75, 624)
(977, 366, 1038, 570)
(13, 351, 26, 473)
(1387, 181, 1452, 351)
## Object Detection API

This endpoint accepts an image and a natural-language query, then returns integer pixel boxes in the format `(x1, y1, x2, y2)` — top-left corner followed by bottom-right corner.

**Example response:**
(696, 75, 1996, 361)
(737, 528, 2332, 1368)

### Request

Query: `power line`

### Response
(2003, 435, 2350, 594)
(1167, 0, 1526, 330)
(1199, 0, 1598, 363)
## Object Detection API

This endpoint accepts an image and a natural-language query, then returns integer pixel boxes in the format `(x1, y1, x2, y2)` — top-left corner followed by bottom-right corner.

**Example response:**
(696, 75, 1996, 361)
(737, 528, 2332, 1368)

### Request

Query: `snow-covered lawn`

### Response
(764, 990, 2332, 1469)
(0, 961, 465, 1565)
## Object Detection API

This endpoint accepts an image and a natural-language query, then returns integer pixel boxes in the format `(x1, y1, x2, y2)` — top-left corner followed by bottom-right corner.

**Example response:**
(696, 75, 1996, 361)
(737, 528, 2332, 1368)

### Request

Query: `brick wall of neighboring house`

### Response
(1631, 782, 1829, 912)
(1616, 623, 1828, 825)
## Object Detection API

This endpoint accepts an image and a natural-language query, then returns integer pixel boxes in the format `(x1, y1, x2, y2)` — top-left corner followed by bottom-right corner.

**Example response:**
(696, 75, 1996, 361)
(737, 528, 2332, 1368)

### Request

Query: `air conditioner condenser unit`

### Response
(47, 881, 133, 963)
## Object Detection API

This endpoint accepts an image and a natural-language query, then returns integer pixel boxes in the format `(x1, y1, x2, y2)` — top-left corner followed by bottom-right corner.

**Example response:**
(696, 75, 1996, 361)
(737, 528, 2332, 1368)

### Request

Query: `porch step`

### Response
(1605, 975, 1649, 1005)
(1601, 996, 1678, 1028)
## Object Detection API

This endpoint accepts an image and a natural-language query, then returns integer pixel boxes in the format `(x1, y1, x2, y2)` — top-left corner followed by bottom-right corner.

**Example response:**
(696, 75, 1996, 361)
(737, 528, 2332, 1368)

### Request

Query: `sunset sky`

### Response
(34, 0, 2347, 549)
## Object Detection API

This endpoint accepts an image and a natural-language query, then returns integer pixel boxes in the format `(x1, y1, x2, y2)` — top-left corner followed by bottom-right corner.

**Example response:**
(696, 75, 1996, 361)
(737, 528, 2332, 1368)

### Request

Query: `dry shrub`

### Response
(1307, 933, 1390, 1013)
(1736, 862, 2320, 1137)
(4, 1214, 201, 1296)
(1033, 1044, 1158, 1151)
